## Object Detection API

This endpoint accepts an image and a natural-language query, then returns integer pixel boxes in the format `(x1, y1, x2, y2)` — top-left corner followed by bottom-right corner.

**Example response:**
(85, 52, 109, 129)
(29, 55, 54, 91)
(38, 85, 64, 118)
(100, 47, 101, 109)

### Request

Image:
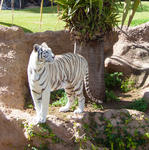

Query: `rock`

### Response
(0, 108, 27, 150)
(140, 87, 149, 102)
(0, 26, 25, 41)
(68, 109, 149, 150)
(105, 22, 149, 88)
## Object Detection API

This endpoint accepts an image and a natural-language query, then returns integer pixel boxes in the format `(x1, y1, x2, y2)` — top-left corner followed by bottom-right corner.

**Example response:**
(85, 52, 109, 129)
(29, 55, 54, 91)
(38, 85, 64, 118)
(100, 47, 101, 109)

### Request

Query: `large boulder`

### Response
(0, 108, 27, 150)
(8, 108, 148, 150)
(105, 22, 149, 93)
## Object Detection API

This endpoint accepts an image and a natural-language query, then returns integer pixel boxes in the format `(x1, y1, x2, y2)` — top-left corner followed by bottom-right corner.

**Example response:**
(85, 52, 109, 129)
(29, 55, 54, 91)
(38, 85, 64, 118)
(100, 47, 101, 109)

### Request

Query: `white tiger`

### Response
(27, 42, 102, 124)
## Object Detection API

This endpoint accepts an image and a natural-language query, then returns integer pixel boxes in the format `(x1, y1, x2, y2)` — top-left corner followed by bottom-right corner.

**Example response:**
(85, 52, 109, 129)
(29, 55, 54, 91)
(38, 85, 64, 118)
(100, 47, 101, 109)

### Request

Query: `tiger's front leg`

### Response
(38, 88, 51, 123)
(30, 90, 42, 124)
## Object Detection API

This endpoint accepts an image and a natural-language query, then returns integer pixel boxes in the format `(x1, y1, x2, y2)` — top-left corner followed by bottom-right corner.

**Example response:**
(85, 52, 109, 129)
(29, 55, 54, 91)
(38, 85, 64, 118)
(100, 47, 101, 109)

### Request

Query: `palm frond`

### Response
(40, 0, 44, 30)
(127, 0, 140, 28)
(0, 0, 4, 11)
(121, 0, 131, 28)
(11, 0, 14, 25)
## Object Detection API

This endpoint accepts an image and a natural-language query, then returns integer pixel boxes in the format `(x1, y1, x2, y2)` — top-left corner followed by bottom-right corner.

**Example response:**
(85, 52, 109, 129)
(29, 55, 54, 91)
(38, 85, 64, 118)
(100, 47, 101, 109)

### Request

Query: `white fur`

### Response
(28, 43, 101, 124)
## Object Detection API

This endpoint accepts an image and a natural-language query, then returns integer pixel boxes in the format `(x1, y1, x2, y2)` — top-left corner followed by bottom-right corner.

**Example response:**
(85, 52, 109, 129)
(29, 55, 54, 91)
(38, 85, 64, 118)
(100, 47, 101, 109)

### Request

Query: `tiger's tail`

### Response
(84, 67, 103, 104)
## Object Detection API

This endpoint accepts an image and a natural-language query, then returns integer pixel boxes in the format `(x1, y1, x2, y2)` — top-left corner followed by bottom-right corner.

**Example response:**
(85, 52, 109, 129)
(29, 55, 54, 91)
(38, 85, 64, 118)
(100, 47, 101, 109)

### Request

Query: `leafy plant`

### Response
(54, 0, 120, 42)
(50, 89, 67, 106)
(105, 72, 123, 89)
(121, 77, 135, 92)
(92, 103, 104, 110)
(82, 116, 149, 150)
(23, 123, 35, 140)
(51, 0, 140, 42)
(127, 98, 149, 112)
(105, 90, 119, 102)
(104, 72, 122, 101)
(24, 123, 63, 149)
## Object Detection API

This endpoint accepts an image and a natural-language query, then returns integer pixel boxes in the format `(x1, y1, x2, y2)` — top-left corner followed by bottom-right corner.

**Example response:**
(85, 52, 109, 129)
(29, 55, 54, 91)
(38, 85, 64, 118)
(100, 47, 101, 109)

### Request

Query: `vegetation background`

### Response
(0, 2, 149, 33)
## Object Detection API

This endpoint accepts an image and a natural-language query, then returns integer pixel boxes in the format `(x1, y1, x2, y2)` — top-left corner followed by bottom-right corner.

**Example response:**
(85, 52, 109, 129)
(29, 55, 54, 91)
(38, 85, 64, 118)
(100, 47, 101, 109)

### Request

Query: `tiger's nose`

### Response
(52, 55, 55, 59)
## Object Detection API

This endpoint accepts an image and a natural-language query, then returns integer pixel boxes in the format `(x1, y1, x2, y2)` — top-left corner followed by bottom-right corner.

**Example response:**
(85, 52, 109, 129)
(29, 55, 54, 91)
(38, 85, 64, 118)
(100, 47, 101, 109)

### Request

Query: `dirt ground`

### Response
(35, 88, 148, 120)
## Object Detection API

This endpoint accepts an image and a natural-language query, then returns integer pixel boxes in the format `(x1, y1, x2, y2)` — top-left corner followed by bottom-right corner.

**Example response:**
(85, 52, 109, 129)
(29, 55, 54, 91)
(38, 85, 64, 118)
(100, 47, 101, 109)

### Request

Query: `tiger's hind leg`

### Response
(74, 82, 85, 113)
(74, 94, 85, 113)
(59, 86, 75, 112)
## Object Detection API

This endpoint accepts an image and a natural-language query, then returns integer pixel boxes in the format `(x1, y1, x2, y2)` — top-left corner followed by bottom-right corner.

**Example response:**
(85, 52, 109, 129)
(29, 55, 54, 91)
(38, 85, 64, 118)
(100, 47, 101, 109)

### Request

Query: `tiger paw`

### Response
(74, 108, 83, 113)
(33, 116, 46, 124)
(59, 106, 69, 112)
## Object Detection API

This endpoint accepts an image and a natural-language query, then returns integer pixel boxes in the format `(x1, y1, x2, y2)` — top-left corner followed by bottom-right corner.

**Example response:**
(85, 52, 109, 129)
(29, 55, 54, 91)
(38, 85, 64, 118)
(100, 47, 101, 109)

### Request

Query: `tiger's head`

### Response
(33, 42, 55, 63)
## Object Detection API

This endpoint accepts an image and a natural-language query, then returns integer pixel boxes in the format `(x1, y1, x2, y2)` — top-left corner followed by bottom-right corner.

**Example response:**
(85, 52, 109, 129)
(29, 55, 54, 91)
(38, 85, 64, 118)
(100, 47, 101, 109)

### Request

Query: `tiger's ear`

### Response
(33, 44, 40, 52)
(41, 42, 48, 48)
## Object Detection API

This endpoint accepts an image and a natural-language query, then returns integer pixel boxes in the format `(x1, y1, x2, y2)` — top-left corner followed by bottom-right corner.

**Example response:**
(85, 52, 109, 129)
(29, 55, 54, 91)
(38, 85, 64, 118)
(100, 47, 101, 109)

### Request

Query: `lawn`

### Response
(0, 2, 149, 33)
(0, 6, 65, 33)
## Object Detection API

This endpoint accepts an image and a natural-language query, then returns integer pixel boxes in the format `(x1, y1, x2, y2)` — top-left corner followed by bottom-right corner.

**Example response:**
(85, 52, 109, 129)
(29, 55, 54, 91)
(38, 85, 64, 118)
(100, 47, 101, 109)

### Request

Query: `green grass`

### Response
(0, 6, 65, 33)
(0, 2, 149, 33)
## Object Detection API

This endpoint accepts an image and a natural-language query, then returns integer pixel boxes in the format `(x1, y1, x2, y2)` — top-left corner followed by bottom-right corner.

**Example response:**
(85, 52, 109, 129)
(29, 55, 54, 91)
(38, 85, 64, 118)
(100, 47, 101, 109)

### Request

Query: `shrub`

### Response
(104, 72, 123, 101)
(51, 90, 68, 107)
(105, 90, 120, 102)
(105, 72, 123, 89)
(121, 78, 135, 92)
(127, 98, 148, 112)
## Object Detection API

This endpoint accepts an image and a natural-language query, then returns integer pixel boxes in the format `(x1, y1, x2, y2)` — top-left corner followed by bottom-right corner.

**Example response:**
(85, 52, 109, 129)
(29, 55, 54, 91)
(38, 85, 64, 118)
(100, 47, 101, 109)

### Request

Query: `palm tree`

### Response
(50, 0, 140, 103)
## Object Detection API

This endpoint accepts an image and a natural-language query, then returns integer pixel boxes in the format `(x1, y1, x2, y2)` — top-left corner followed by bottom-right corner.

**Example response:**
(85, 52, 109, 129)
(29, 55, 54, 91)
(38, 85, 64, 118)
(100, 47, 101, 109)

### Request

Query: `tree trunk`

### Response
(74, 38, 105, 103)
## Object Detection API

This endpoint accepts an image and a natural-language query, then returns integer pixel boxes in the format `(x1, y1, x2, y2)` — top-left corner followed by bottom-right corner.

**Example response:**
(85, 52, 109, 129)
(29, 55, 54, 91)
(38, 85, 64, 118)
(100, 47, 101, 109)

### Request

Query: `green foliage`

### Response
(38, 123, 62, 143)
(51, 89, 67, 106)
(55, 0, 121, 42)
(24, 122, 63, 150)
(127, 98, 149, 112)
(51, 89, 78, 111)
(25, 103, 34, 109)
(105, 72, 123, 89)
(82, 115, 149, 150)
(121, 77, 135, 92)
(23, 123, 35, 140)
(51, 94, 67, 107)
(101, 120, 146, 150)
(26, 144, 49, 150)
(104, 72, 123, 101)
(92, 103, 104, 110)
(53, 0, 140, 42)
(105, 72, 136, 95)
(105, 90, 120, 102)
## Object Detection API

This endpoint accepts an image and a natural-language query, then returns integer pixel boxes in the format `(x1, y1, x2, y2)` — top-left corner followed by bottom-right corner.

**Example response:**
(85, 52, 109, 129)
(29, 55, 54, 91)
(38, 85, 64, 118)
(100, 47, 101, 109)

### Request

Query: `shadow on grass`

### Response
(0, 22, 33, 33)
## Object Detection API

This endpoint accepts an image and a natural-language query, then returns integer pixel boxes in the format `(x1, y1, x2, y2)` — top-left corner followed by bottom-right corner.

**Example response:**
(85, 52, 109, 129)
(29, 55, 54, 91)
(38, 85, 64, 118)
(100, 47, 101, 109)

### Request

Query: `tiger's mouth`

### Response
(45, 57, 55, 63)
